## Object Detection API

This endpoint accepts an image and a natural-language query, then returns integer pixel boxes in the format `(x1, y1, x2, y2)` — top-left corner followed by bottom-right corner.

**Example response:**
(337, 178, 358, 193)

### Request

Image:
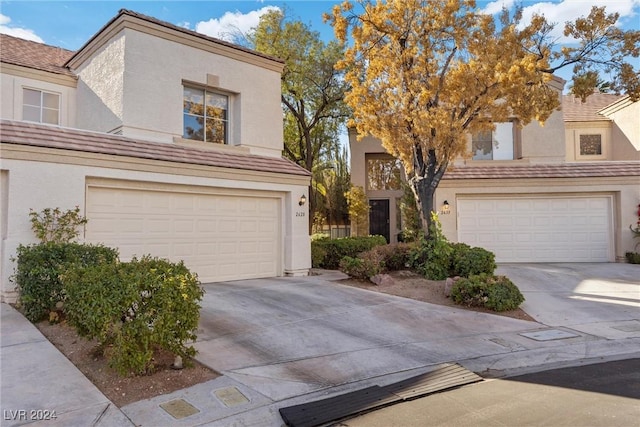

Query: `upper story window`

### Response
(367, 156, 403, 191)
(579, 134, 602, 156)
(23, 88, 59, 125)
(472, 122, 515, 160)
(183, 87, 228, 144)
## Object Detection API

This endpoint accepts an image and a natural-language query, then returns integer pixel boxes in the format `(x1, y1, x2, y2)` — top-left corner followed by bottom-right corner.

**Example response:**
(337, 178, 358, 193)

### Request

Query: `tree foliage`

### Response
(251, 9, 352, 232)
(328, 0, 639, 234)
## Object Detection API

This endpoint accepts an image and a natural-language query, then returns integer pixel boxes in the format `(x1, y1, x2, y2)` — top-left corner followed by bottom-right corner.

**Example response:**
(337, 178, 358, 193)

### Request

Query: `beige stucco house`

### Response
(0, 9, 312, 302)
(350, 77, 640, 263)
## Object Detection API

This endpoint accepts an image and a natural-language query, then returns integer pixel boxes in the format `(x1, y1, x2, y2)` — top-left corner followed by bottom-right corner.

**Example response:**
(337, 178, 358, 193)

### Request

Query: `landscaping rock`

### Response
(444, 277, 455, 297)
(370, 274, 395, 286)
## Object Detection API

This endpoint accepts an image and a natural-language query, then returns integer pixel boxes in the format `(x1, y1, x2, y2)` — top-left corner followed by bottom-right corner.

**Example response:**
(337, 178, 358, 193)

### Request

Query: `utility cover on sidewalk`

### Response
(214, 387, 250, 407)
(519, 329, 580, 341)
(279, 363, 482, 427)
(159, 398, 200, 419)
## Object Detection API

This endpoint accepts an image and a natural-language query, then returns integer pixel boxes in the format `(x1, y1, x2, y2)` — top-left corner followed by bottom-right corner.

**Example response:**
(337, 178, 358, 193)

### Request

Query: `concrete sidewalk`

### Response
(0, 303, 133, 427)
(1, 263, 638, 427)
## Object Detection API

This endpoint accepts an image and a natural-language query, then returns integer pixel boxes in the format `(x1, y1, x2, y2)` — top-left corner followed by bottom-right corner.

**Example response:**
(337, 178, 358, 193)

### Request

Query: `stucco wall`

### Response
(520, 107, 566, 163)
(74, 33, 125, 134)
(565, 121, 612, 161)
(73, 28, 284, 157)
(0, 72, 77, 127)
(0, 155, 310, 302)
(609, 102, 640, 160)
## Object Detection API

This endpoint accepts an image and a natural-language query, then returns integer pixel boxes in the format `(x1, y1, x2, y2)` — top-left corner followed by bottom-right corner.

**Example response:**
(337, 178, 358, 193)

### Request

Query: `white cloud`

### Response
(482, 0, 640, 42)
(482, 0, 517, 16)
(194, 6, 280, 43)
(0, 13, 44, 43)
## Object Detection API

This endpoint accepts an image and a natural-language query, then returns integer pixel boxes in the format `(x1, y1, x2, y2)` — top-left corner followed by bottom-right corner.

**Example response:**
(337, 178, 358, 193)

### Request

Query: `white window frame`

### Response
(22, 88, 60, 125)
(472, 122, 515, 161)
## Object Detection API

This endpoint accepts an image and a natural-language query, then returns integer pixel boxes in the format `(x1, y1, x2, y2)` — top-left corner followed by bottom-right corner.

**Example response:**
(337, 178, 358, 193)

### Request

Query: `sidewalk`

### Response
(0, 303, 133, 427)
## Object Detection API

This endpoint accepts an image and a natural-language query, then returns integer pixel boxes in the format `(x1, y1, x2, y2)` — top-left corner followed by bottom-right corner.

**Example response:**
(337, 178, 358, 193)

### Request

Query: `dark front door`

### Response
(369, 199, 390, 243)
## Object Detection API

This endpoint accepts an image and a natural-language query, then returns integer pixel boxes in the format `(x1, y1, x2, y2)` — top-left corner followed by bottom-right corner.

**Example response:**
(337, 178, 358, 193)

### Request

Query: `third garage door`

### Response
(86, 185, 281, 283)
(457, 196, 613, 263)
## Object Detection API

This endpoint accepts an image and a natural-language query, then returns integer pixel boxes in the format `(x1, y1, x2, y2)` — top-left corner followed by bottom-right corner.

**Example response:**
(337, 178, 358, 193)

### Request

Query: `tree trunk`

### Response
(409, 147, 448, 239)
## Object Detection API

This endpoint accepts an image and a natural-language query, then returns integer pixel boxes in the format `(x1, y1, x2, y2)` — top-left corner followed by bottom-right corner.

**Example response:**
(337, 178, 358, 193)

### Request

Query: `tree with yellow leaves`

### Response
(328, 0, 639, 235)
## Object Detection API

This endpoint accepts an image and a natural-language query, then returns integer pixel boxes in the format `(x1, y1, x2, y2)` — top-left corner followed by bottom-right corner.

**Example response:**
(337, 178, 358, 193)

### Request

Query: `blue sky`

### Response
(1, 0, 638, 84)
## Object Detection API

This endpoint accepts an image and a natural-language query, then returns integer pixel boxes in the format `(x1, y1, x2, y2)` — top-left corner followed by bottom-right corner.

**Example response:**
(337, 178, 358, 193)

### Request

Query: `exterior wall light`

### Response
(299, 194, 307, 206)
(441, 200, 451, 215)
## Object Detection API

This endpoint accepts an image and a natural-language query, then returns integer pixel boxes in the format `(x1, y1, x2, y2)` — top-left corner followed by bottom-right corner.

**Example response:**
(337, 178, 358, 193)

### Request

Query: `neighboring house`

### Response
(350, 78, 640, 263)
(0, 9, 312, 302)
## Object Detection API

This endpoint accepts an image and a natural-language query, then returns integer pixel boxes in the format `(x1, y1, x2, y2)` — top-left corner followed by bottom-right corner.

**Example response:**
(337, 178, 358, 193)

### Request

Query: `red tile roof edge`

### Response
(0, 119, 310, 177)
(442, 162, 640, 179)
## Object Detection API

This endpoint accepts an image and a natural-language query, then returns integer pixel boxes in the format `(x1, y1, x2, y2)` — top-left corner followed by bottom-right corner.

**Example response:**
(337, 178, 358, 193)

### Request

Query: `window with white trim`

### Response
(23, 88, 60, 125)
(472, 122, 515, 160)
(183, 87, 228, 144)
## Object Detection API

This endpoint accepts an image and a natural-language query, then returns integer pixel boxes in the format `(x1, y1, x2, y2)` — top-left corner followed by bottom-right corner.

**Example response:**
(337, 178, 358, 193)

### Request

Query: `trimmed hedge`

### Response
(311, 235, 387, 269)
(12, 242, 119, 322)
(451, 273, 525, 312)
(449, 243, 496, 277)
(63, 255, 204, 376)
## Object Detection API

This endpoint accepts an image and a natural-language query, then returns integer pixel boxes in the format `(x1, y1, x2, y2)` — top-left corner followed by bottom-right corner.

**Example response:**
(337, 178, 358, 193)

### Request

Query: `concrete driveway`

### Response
(194, 263, 638, 394)
(121, 263, 639, 426)
(497, 263, 640, 339)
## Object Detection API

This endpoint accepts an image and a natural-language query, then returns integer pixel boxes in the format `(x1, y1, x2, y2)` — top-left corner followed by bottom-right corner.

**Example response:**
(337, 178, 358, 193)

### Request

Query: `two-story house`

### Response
(350, 77, 640, 263)
(0, 9, 312, 302)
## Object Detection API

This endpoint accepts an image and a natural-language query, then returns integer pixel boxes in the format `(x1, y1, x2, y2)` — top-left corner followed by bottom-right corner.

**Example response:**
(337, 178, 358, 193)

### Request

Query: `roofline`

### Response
(0, 119, 311, 178)
(0, 62, 77, 87)
(65, 9, 285, 73)
(598, 95, 634, 117)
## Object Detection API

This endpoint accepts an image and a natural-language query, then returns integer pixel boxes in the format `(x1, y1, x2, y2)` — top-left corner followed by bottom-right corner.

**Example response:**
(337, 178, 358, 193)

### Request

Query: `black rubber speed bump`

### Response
(279, 363, 483, 427)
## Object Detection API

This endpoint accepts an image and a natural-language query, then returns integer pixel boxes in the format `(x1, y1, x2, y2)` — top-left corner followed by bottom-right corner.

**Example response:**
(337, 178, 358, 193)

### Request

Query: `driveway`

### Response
(120, 263, 639, 426)
(497, 263, 640, 339)
(192, 263, 639, 402)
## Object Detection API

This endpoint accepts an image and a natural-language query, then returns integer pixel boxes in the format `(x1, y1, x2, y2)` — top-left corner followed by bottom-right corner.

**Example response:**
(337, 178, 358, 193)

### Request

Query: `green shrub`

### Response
(450, 244, 496, 277)
(625, 252, 640, 264)
(451, 273, 525, 312)
(339, 256, 382, 280)
(63, 255, 204, 376)
(312, 235, 387, 269)
(407, 214, 452, 280)
(29, 206, 88, 244)
(12, 242, 118, 322)
(370, 243, 413, 271)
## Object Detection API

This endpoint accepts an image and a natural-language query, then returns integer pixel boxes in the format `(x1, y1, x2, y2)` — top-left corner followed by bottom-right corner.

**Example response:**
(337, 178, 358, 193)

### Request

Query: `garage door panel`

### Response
(86, 187, 280, 282)
(458, 196, 612, 262)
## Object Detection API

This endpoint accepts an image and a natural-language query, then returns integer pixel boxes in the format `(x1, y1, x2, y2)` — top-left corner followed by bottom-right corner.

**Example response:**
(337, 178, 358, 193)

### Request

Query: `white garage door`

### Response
(458, 196, 613, 262)
(86, 185, 281, 282)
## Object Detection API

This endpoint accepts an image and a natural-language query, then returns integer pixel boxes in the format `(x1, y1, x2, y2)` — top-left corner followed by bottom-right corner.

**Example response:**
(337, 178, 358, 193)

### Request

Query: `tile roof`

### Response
(0, 34, 75, 77)
(0, 120, 310, 177)
(562, 92, 624, 122)
(443, 162, 640, 180)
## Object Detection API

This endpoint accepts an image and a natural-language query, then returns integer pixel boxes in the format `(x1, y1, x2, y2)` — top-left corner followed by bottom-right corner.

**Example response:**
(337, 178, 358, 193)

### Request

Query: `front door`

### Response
(369, 199, 390, 243)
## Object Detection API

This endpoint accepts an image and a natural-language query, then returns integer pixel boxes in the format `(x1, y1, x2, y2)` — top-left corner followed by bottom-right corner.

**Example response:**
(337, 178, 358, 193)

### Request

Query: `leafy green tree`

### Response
(345, 185, 369, 237)
(329, 0, 639, 235)
(251, 9, 352, 232)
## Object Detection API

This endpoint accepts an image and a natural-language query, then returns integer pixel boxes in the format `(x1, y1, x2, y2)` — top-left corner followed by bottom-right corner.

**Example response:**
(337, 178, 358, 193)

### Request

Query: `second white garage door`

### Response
(457, 196, 613, 263)
(86, 185, 281, 283)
